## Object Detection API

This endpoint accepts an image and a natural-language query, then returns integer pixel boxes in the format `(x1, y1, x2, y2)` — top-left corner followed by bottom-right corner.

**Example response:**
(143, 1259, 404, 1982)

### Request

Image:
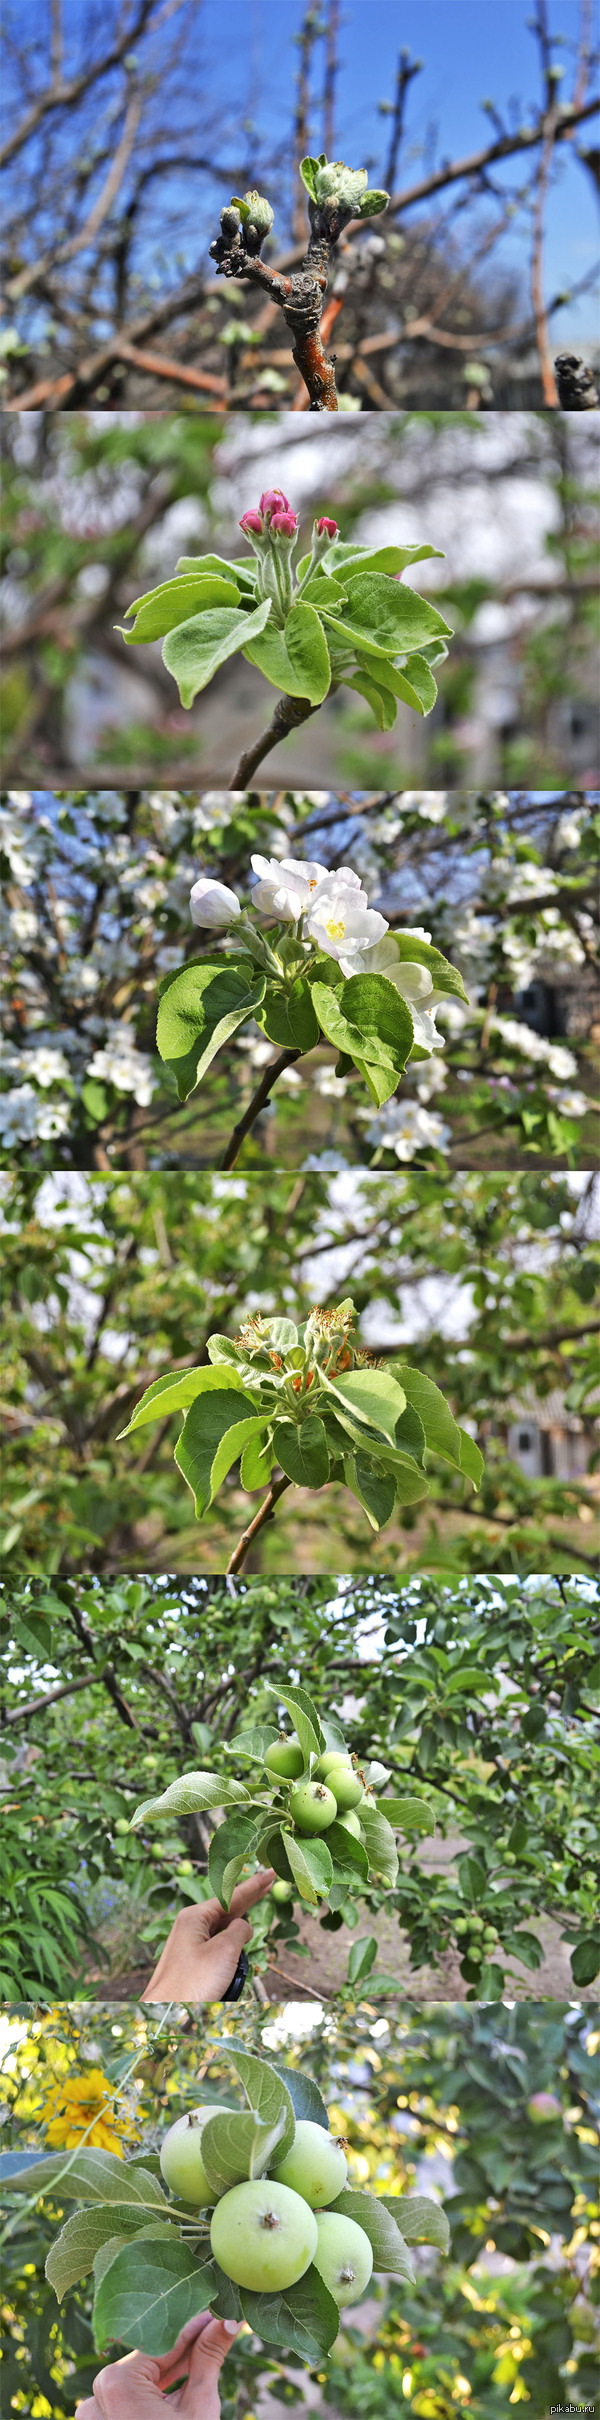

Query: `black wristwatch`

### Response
(221, 1948, 249, 2002)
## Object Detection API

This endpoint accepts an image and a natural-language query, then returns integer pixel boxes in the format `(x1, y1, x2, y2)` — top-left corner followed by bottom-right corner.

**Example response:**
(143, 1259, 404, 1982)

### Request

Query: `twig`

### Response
(219, 1049, 303, 1170)
(264, 1959, 331, 2001)
(229, 692, 320, 788)
(226, 1475, 293, 1575)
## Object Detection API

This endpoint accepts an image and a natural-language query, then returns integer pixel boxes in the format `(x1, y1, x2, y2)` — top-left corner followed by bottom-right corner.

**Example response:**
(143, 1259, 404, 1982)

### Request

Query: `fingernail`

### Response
(223, 2318, 239, 2334)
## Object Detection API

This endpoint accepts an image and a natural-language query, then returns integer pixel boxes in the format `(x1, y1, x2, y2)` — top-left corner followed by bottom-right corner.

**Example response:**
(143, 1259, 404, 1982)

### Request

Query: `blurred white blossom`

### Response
(364, 1100, 451, 1160)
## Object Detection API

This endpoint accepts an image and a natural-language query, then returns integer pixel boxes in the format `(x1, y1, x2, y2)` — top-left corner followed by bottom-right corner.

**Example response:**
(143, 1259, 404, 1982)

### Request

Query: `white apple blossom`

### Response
(250, 855, 365, 921)
(305, 884, 388, 966)
(554, 1088, 589, 1118)
(35, 1099, 72, 1139)
(86, 1023, 155, 1106)
(365, 1100, 451, 1160)
(189, 876, 241, 928)
(0, 1084, 40, 1143)
(22, 1045, 72, 1088)
(490, 1017, 577, 1080)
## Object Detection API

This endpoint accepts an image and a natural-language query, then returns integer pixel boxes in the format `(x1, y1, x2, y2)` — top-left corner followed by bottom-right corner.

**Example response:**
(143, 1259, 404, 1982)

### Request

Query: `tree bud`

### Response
(242, 190, 275, 234)
(316, 517, 338, 539)
(239, 510, 264, 537)
(220, 204, 241, 237)
(189, 878, 241, 929)
(260, 489, 291, 519)
(270, 511, 298, 537)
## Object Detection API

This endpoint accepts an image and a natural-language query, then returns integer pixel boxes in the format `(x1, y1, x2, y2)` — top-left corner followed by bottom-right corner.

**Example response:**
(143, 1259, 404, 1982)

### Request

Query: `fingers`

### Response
(152, 2310, 215, 2387)
(226, 1867, 276, 1918)
(83, 2348, 161, 2413)
(180, 2318, 242, 2415)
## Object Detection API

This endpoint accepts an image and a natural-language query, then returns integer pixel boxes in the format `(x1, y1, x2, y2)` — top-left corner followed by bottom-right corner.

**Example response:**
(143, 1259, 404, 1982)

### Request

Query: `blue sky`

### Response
(5, 0, 598, 344)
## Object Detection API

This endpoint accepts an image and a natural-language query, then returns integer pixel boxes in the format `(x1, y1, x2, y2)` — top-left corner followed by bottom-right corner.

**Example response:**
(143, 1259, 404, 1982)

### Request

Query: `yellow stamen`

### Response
(325, 918, 346, 939)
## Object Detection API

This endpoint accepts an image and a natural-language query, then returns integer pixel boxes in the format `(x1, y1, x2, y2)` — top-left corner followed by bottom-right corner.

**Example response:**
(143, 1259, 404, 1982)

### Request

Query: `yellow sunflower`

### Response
(40, 2068, 126, 2155)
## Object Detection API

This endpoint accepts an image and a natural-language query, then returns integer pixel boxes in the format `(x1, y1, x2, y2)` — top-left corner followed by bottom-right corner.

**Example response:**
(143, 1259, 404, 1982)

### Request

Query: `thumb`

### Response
(182, 2318, 242, 2415)
(202, 1916, 253, 1998)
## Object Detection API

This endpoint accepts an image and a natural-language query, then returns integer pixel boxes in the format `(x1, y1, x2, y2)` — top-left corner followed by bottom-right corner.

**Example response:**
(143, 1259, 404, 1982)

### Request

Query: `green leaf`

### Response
(347, 1934, 378, 1983)
(269, 2064, 330, 2132)
(328, 2188, 415, 2280)
(118, 1363, 250, 1440)
(343, 1454, 397, 1532)
(320, 576, 452, 662)
(240, 2263, 339, 2360)
(311, 974, 413, 1080)
(347, 667, 398, 729)
(243, 602, 331, 705)
(225, 1724, 279, 1763)
(175, 1388, 265, 1517)
(176, 552, 256, 593)
(353, 650, 436, 717)
(10, 2148, 168, 2206)
(285, 1830, 333, 1905)
(358, 1801, 398, 1886)
(260, 977, 320, 1052)
(227, 2049, 296, 2164)
(324, 1366, 407, 1444)
(208, 1812, 259, 1910)
(208, 1414, 270, 1503)
(382, 2193, 450, 2252)
(273, 1416, 330, 1489)
(46, 2204, 170, 2301)
(121, 575, 240, 643)
(358, 188, 390, 216)
(383, 931, 469, 1003)
(390, 1366, 463, 1469)
(240, 1433, 276, 1490)
(326, 1819, 369, 1883)
(299, 155, 319, 200)
(163, 599, 271, 706)
(157, 963, 266, 1101)
(130, 1772, 250, 1827)
(459, 1427, 484, 1490)
(208, 2264, 244, 2321)
(571, 1936, 600, 1985)
(382, 1797, 435, 1836)
(394, 1402, 426, 1463)
(200, 2107, 285, 2198)
(93, 2238, 216, 2356)
(326, 542, 444, 577)
(392, 651, 437, 712)
(283, 601, 332, 702)
(265, 1682, 323, 1763)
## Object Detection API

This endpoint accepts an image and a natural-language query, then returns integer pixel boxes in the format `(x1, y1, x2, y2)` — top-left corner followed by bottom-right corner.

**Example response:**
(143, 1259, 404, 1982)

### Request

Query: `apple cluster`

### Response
(160, 2108, 373, 2307)
(266, 1735, 369, 1909)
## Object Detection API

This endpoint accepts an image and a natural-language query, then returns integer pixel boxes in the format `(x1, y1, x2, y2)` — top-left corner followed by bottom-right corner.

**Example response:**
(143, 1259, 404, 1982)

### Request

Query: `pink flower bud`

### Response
(270, 510, 298, 536)
(259, 488, 290, 517)
(239, 510, 264, 535)
(316, 517, 338, 538)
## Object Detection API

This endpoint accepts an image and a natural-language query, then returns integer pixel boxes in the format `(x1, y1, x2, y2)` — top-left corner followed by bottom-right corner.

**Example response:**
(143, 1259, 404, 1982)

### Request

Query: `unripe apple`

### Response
(289, 1780, 337, 1835)
(313, 2211, 373, 2307)
(265, 1736, 304, 1782)
(271, 2118, 347, 2208)
(527, 2092, 562, 2123)
(327, 1766, 364, 1813)
(314, 1751, 353, 1780)
(210, 2178, 317, 2290)
(160, 2107, 232, 2204)
(176, 1859, 194, 1877)
(336, 1809, 362, 1839)
(114, 1818, 130, 1834)
(271, 1878, 294, 1904)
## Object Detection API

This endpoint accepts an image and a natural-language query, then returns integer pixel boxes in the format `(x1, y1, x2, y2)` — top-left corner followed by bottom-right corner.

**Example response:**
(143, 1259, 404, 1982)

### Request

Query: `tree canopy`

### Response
(1, 1573, 598, 2003)
(1, 1997, 598, 2417)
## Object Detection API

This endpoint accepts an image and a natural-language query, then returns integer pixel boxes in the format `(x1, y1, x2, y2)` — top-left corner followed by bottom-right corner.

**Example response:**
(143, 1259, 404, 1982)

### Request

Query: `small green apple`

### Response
(210, 2178, 317, 2289)
(271, 1878, 294, 1904)
(159, 2107, 232, 2204)
(265, 1736, 304, 1781)
(289, 1780, 337, 1835)
(328, 1766, 364, 1813)
(336, 1809, 362, 1839)
(313, 2210, 373, 2307)
(272, 2118, 347, 2208)
(314, 1751, 352, 1780)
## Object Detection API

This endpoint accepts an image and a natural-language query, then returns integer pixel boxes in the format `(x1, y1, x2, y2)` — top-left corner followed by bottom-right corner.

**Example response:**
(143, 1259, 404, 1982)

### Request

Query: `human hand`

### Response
(141, 1867, 275, 2002)
(76, 2313, 242, 2417)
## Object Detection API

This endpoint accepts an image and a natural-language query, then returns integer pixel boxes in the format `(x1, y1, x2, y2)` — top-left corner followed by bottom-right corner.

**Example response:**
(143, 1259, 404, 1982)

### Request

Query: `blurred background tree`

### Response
(1, 1573, 598, 2003)
(1, 786, 597, 1171)
(1, 0, 598, 410)
(1, 1168, 598, 1575)
(1, 1999, 598, 2418)
(1, 412, 598, 791)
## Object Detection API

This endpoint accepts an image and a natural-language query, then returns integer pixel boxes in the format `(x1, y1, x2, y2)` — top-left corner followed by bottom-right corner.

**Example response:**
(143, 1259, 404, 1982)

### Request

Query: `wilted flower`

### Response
(189, 877, 241, 929)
